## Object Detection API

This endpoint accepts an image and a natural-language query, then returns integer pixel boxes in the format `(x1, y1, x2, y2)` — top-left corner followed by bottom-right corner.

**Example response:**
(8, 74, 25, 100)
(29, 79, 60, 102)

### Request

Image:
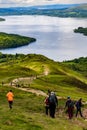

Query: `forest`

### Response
(0, 32, 36, 49)
(74, 27, 87, 36)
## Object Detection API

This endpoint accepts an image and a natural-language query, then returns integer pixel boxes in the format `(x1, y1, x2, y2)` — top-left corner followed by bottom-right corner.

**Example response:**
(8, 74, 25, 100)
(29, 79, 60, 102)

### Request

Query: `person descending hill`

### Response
(65, 96, 74, 119)
(75, 98, 84, 118)
(49, 91, 58, 118)
(44, 90, 51, 115)
(44, 96, 50, 115)
(6, 90, 14, 109)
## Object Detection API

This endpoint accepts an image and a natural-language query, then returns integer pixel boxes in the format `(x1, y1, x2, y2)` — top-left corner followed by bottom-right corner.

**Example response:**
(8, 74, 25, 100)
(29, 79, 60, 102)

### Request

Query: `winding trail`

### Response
(9, 68, 50, 97)
(13, 86, 47, 96)
(10, 76, 63, 99)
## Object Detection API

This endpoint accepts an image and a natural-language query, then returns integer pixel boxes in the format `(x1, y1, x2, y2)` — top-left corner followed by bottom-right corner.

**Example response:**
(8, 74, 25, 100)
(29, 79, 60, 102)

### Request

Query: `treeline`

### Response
(0, 53, 50, 63)
(64, 57, 87, 77)
(74, 27, 87, 36)
(0, 52, 25, 63)
(0, 32, 36, 49)
(30, 9, 87, 18)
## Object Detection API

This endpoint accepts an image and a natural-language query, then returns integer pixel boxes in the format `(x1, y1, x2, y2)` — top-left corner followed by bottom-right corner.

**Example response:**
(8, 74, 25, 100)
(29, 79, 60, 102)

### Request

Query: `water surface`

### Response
(0, 15, 87, 61)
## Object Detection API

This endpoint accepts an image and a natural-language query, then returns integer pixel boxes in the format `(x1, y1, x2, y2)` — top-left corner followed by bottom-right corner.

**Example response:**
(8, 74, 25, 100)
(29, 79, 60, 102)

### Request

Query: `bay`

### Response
(0, 15, 87, 61)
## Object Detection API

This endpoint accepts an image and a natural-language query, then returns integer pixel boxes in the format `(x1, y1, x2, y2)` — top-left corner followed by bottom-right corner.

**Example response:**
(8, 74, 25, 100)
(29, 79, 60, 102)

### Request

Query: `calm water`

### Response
(0, 15, 87, 61)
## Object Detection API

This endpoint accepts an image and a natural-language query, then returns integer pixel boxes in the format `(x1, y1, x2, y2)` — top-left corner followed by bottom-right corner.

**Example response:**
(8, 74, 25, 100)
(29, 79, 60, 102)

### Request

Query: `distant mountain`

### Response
(62, 3, 87, 17)
(0, 3, 87, 17)
(67, 4, 87, 11)
(31, 4, 78, 10)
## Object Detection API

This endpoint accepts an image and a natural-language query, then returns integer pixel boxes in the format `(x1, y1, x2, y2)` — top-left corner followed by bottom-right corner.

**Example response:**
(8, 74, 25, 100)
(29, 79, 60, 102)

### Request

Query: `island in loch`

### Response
(74, 27, 87, 36)
(0, 32, 36, 49)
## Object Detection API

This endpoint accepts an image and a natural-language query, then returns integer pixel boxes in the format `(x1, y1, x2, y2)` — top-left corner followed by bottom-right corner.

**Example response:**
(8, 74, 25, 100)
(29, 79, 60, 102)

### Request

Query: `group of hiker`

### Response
(6, 89, 84, 119)
(65, 96, 83, 119)
(44, 90, 84, 119)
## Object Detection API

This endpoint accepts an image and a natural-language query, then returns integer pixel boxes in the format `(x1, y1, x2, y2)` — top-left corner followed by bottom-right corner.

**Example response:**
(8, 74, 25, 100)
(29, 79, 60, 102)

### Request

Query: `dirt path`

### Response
(10, 76, 63, 99)
(12, 85, 47, 96)
(11, 84, 63, 99)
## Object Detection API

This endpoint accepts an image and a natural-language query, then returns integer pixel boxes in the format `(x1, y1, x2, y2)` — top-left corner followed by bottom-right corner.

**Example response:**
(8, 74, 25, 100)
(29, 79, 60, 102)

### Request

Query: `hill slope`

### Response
(0, 53, 87, 99)
(0, 53, 87, 129)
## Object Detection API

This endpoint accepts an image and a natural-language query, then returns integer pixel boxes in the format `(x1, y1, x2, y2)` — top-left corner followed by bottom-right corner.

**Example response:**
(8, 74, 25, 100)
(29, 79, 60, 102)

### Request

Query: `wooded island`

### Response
(74, 27, 87, 36)
(0, 32, 36, 49)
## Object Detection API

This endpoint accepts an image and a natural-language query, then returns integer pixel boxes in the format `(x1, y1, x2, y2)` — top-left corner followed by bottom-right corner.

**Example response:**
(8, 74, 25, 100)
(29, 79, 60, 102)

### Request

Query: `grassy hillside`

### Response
(0, 53, 87, 129)
(63, 57, 87, 78)
(0, 32, 36, 49)
(0, 53, 87, 98)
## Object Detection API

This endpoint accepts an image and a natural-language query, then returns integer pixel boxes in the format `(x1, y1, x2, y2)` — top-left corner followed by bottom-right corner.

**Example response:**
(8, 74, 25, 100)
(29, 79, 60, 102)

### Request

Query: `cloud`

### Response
(13, 0, 34, 3)
(10, 0, 87, 4)
(0, 0, 87, 7)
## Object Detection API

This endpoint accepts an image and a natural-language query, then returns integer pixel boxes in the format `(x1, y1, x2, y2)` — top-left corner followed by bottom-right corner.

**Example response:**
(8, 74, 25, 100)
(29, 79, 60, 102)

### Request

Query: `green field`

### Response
(0, 53, 87, 129)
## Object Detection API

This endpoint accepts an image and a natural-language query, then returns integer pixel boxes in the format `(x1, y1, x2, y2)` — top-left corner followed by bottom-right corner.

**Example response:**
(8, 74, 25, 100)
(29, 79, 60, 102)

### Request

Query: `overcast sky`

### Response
(0, 0, 87, 7)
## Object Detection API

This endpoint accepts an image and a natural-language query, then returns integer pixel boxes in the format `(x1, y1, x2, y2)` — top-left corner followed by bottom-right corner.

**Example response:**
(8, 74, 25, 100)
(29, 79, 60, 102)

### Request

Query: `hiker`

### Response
(65, 96, 74, 119)
(6, 90, 14, 109)
(44, 96, 50, 115)
(44, 90, 51, 115)
(49, 91, 58, 118)
(75, 98, 83, 118)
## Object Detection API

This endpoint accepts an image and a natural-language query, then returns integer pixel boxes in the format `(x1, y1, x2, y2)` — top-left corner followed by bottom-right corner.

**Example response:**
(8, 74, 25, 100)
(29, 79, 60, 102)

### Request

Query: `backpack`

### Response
(45, 97, 49, 105)
(75, 101, 80, 109)
(49, 94, 57, 105)
(67, 100, 74, 108)
(69, 101, 74, 108)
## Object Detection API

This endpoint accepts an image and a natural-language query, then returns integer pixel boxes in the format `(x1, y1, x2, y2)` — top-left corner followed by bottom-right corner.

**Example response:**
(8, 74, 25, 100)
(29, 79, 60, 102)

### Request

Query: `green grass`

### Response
(0, 85, 87, 130)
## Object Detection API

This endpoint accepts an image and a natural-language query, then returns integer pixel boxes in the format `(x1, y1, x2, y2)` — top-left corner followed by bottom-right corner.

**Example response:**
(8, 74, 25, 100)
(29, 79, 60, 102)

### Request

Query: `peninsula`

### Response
(0, 32, 36, 49)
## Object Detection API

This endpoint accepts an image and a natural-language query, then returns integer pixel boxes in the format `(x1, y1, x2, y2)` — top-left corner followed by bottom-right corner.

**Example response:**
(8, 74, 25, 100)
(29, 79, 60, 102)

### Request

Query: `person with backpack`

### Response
(75, 98, 83, 118)
(65, 96, 74, 119)
(49, 91, 58, 118)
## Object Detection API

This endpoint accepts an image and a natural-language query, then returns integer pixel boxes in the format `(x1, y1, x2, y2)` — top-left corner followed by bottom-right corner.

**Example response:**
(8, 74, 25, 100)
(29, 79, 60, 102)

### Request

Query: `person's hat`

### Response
(67, 96, 70, 99)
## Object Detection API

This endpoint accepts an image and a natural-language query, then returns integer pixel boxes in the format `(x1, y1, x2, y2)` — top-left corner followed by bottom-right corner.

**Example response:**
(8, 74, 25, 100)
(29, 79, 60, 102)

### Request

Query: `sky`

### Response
(0, 0, 87, 7)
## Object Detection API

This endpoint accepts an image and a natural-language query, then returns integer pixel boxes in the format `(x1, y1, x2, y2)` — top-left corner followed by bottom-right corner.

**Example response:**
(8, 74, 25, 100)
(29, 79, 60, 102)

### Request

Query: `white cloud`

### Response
(0, 0, 87, 7)
(12, 0, 34, 3)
